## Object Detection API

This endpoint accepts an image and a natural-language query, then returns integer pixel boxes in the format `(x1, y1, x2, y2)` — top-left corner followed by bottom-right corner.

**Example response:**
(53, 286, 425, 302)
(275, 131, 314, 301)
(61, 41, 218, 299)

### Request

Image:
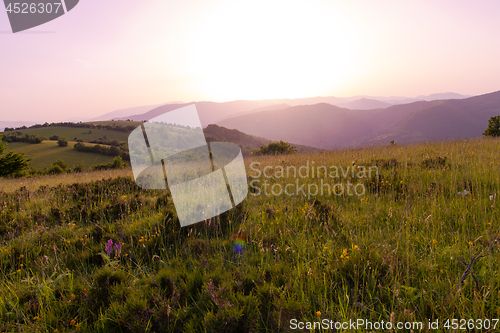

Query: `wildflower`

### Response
(432, 239, 438, 244)
(70, 319, 76, 326)
(232, 234, 248, 254)
(468, 241, 473, 245)
(490, 195, 494, 201)
(33, 316, 39, 320)
(19, 254, 24, 259)
(114, 242, 122, 257)
(354, 245, 359, 250)
(105, 239, 113, 255)
(75, 323, 81, 328)
(121, 195, 127, 199)
(316, 311, 321, 316)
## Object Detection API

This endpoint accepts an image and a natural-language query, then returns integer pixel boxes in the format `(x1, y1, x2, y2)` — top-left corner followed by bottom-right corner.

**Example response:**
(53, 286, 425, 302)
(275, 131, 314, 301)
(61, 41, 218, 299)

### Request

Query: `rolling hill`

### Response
(1, 121, 320, 171)
(368, 90, 500, 144)
(218, 103, 373, 149)
(3, 141, 117, 170)
(203, 124, 322, 155)
(217, 90, 500, 148)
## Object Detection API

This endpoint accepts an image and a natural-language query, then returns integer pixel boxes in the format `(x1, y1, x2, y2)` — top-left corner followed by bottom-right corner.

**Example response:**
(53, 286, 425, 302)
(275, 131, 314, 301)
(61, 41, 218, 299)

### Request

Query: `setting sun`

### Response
(185, 0, 363, 100)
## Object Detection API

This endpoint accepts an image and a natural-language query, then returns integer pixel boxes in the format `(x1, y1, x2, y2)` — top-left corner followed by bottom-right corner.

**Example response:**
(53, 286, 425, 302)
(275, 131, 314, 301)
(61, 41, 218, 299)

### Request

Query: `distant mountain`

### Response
(217, 90, 500, 148)
(89, 103, 172, 121)
(94, 92, 470, 126)
(118, 101, 283, 126)
(218, 103, 374, 149)
(382, 92, 471, 105)
(336, 98, 393, 110)
(415, 92, 471, 101)
(215, 103, 291, 122)
(369, 90, 500, 144)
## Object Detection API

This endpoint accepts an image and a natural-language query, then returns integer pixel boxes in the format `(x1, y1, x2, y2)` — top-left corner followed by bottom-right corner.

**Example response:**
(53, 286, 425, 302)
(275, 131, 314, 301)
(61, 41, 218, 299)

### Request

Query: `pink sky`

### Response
(1, 0, 500, 122)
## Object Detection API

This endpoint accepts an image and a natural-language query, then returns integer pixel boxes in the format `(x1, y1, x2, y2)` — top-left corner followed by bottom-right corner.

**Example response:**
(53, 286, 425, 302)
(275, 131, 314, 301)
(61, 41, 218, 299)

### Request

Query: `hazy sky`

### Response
(1, 0, 500, 122)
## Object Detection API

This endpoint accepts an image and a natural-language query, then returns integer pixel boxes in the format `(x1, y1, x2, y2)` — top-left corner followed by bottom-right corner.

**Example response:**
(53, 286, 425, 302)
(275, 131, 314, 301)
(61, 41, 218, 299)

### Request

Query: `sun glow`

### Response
(185, 0, 363, 101)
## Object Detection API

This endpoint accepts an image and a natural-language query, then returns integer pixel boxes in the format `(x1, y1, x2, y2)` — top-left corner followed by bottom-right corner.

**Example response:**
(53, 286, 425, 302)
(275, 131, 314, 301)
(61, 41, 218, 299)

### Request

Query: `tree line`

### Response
(4, 121, 138, 133)
(73, 142, 130, 161)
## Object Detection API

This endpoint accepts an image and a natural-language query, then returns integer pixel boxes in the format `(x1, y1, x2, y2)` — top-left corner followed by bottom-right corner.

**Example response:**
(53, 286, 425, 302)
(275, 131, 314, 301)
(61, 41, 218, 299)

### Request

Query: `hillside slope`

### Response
(2, 122, 321, 170)
(218, 90, 500, 148)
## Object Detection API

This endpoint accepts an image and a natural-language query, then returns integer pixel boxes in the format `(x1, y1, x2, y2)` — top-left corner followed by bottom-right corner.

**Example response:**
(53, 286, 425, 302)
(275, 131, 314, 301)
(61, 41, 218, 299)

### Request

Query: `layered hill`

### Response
(217, 90, 500, 148)
(1, 122, 320, 170)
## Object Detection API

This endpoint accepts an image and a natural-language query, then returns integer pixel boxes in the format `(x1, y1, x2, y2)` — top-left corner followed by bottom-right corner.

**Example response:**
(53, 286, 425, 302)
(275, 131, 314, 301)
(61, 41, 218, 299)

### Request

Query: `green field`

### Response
(2, 122, 322, 173)
(5, 123, 137, 143)
(0, 137, 500, 332)
(4, 141, 116, 170)
(1, 122, 140, 170)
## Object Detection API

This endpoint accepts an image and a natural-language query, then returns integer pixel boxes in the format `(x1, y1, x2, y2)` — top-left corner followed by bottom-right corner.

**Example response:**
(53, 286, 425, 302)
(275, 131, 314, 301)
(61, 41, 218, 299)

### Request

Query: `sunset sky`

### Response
(1, 0, 500, 122)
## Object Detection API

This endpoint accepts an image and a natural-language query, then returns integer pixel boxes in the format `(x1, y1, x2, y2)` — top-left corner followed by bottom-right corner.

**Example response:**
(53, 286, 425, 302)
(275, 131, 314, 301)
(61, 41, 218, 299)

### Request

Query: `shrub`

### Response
(47, 164, 64, 174)
(51, 159, 69, 172)
(252, 141, 297, 156)
(49, 135, 59, 140)
(57, 137, 68, 147)
(92, 156, 126, 171)
(73, 164, 85, 173)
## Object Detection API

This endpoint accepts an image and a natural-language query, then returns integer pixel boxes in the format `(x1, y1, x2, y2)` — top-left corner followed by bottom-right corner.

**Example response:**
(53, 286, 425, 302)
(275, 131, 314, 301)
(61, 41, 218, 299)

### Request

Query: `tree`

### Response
(48, 159, 69, 174)
(109, 146, 121, 156)
(0, 134, 30, 177)
(111, 156, 124, 169)
(58, 137, 68, 147)
(251, 141, 297, 156)
(52, 158, 69, 170)
(483, 115, 500, 137)
(73, 164, 85, 173)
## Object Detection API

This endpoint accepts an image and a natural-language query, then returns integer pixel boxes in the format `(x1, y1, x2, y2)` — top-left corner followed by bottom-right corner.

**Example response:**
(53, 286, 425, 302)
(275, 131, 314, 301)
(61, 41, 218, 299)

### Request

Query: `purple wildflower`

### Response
(114, 242, 122, 257)
(105, 239, 113, 255)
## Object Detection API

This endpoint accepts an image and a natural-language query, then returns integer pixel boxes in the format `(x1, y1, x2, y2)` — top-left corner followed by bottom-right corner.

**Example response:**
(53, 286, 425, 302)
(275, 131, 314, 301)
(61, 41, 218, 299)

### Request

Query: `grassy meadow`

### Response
(4, 141, 116, 170)
(0, 137, 500, 332)
(6, 122, 140, 143)
(2, 122, 137, 171)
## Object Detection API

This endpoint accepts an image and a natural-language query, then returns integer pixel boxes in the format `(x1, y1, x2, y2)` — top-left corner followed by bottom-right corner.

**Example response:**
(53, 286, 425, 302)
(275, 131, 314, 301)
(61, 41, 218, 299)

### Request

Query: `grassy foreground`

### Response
(0, 138, 500, 332)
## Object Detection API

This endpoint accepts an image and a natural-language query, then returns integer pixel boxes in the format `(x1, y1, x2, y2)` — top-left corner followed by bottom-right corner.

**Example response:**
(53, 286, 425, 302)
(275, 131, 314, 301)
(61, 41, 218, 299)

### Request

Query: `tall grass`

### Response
(0, 137, 499, 332)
